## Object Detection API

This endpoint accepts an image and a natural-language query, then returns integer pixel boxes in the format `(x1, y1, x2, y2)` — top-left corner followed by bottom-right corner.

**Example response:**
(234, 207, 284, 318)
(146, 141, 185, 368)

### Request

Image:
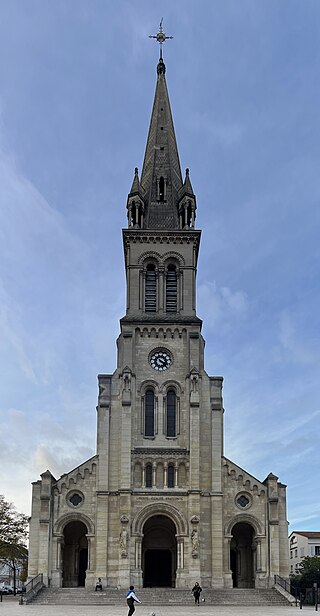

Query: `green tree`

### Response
(0, 495, 28, 593)
(299, 556, 320, 586)
(291, 556, 320, 589)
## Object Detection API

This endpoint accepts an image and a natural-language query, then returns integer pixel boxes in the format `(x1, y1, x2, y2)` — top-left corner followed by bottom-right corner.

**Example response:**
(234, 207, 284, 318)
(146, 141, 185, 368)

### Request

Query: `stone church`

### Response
(28, 49, 289, 591)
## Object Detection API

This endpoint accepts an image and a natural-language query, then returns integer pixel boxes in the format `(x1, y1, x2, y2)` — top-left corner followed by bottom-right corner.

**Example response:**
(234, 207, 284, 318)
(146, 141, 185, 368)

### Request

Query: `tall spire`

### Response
(140, 21, 182, 229)
(125, 21, 197, 231)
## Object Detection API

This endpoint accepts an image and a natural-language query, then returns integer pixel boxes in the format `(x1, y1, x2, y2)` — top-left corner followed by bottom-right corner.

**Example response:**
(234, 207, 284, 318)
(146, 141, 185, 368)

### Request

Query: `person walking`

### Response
(192, 582, 202, 605)
(126, 585, 141, 616)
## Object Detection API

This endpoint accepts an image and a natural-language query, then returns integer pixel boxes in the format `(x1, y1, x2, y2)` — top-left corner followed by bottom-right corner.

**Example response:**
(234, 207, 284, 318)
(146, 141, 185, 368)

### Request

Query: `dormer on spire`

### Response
(178, 168, 197, 229)
(126, 167, 145, 228)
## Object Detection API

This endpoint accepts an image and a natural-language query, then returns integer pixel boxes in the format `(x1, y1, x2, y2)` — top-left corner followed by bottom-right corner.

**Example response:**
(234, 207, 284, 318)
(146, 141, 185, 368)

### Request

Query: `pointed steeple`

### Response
(140, 57, 183, 229)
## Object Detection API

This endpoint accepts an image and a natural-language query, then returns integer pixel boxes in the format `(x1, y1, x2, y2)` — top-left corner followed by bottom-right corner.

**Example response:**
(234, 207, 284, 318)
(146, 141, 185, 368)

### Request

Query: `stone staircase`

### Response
(31, 586, 290, 606)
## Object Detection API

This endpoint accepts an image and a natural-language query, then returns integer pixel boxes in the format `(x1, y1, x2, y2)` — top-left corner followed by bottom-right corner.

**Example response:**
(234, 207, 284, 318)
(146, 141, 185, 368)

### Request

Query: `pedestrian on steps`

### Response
(192, 582, 202, 605)
(126, 585, 141, 616)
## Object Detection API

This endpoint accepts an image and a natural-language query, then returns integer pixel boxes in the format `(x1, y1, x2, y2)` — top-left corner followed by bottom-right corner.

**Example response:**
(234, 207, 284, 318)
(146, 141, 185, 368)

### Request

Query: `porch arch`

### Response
(225, 513, 263, 537)
(131, 502, 188, 536)
(54, 512, 95, 535)
(226, 515, 265, 589)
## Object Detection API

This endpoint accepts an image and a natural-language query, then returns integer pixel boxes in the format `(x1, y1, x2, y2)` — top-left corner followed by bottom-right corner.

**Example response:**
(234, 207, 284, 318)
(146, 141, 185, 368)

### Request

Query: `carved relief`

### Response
(191, 528, 199, 558)
(119, 515, 129, 558)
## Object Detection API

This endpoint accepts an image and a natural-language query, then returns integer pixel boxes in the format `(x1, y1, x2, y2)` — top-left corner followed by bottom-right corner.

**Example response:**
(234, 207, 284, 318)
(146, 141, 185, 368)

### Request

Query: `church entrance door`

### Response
(142, 515, 176, 587)
(62, 521, 88, 587)
(230, 522, 254, 588)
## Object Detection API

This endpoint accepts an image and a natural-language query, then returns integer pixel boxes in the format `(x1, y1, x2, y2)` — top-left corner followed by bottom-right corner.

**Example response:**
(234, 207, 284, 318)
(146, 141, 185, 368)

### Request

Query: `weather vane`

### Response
(149, 18, 173, 59)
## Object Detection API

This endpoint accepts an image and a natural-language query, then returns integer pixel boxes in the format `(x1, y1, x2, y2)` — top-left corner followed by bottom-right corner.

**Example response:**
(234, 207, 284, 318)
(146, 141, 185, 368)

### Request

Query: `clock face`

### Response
(149, 350, 172, 372)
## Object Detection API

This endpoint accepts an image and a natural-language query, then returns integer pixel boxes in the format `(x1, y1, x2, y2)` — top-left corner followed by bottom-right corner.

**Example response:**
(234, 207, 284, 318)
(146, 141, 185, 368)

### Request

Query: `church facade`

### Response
(28, 53, 289, 591)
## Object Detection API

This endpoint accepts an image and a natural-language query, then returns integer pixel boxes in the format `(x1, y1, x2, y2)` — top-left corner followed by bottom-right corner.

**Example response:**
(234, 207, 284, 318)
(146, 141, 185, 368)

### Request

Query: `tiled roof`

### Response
(293, 531, 320, 538)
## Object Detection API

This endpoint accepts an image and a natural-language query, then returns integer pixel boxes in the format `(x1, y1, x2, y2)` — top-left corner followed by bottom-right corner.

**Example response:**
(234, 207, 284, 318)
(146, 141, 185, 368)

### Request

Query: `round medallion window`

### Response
(235, 492, 252, 510)
(67, 491, 84, 508)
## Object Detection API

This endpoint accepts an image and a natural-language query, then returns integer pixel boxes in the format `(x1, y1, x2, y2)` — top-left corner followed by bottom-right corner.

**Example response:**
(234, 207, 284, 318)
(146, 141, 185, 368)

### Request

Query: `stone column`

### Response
(132, 537, 143, 588)
(164, 464, 168, 488)
(256, 539, 262, 571)
(223, 534, 233, 587)
(127, 203, 132, 227)
(174, 463, 178, 488)
(191, 205, 195, 228)
(175, 537, 185, 588)
(85, 534, 95, 588)
(51, 534, 64, 588)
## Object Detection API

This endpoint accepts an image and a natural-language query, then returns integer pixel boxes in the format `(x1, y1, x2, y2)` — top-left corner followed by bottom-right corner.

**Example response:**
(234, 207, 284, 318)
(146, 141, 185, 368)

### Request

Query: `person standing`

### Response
(126, 585, 141, 616)
(192, 582, 202, 605)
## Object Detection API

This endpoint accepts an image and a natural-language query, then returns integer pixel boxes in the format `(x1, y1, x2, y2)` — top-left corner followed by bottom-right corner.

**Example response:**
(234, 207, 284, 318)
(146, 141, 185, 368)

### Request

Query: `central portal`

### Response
(142, 515, 176, 587)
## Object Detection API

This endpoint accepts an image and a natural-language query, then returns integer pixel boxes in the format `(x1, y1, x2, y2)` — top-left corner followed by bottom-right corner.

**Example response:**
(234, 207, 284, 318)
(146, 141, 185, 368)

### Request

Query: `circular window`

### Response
(67, 491, 84, 508)
(235, 492, 252, 510)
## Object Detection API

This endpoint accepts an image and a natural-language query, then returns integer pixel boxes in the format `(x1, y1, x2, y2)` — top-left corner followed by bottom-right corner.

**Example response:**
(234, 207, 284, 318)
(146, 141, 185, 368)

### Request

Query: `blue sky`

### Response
(0, 1, 319, 532)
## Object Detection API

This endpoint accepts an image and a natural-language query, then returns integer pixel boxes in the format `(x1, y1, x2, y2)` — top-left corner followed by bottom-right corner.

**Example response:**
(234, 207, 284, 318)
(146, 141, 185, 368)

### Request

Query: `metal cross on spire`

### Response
(149, 18, 173, 59)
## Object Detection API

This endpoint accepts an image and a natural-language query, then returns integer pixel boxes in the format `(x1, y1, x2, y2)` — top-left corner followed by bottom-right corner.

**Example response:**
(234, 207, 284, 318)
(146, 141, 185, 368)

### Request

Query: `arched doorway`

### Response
(230, 522, 255, 588)
(142, 515, 177, 587)
(62, 521, 88, 587)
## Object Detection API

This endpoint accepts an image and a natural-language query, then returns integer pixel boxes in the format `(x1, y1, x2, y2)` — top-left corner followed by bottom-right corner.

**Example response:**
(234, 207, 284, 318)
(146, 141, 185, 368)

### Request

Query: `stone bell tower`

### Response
(95, 40, 221, 587)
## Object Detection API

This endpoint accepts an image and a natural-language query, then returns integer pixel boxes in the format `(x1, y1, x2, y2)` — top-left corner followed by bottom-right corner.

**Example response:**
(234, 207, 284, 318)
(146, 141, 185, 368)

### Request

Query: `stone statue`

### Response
(119, 528, 128, 557)
(190, 373, 199, 393)
(123, 372, 131, 391)
(191, 528, 199, 557)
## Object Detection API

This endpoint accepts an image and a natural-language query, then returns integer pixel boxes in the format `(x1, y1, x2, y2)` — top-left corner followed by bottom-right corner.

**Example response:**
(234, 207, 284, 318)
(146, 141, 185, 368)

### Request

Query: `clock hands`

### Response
(150, 350, 172, 371)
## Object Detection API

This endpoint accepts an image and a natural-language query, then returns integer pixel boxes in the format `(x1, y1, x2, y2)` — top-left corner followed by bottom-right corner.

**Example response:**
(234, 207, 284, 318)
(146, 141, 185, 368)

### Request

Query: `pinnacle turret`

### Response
(126, 167, 145, 228)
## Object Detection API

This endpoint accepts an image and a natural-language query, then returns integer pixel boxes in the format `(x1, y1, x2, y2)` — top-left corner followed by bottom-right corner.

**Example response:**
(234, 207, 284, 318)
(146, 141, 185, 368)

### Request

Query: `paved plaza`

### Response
(0, 598, 314, 616)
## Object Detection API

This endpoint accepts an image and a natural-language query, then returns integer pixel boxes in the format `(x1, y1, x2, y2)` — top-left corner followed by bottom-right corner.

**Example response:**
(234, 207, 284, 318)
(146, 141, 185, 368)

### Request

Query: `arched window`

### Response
(145, 389, 155, 437)
(146, 463, 152, 488)
(168, 464, 174, 488)
(159, 176, 165, 201)
(166, 265, 177, 312)
(145, 264, 156, 312)
(166, 388, 176, 437)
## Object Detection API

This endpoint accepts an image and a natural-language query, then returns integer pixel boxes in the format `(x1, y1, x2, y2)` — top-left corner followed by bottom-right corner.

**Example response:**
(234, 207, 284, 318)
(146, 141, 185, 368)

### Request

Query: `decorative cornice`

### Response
(123, 229, 201, 246)
(120, 315, 202, 326)
(133, 447, 189, 457)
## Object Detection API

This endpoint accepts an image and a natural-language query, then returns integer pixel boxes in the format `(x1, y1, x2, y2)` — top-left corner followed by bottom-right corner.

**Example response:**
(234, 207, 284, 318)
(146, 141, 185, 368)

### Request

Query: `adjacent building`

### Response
(289, 531, 320, 575)
(28, 44, 289, 590)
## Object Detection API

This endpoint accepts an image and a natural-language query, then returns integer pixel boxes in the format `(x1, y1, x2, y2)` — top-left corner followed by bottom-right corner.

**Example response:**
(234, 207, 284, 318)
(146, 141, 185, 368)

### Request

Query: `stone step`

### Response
(32, 587, 290, 606)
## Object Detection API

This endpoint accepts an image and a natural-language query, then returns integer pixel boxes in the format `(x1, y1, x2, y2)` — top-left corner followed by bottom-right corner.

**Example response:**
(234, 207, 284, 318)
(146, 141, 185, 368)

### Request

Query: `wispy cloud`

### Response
(198, 281, 248, 331)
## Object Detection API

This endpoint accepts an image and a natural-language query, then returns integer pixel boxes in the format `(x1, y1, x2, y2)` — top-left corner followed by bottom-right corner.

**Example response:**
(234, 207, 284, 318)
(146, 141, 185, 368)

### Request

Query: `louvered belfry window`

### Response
(145, 389, 155, 437)
(166, 389, 176, 437)
(166, 265, 177, 312)
(145, 264, 157, 312)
